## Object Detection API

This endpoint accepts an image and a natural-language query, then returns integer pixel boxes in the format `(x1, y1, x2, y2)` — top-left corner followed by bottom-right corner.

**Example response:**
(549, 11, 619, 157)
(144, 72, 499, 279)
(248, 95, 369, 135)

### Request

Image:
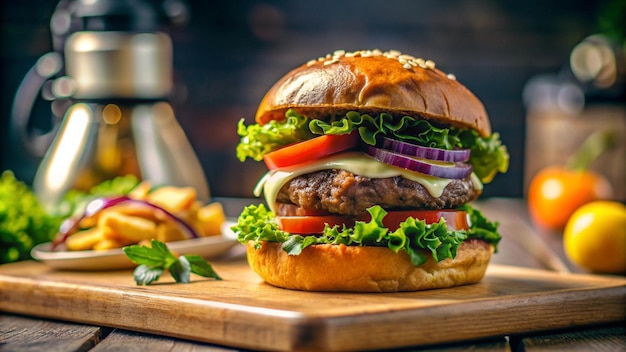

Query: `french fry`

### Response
(103, 203, 161, 223)
(99, 211, 157, 244)
(195, 202, 226, 236)
(92, 238, 124, 251)
(146, 186, 197, 213)
(62, 181, 228, 251)
(78, 215, 98, 229)
(156, 221, 188, 242)
(128, 180, 152, 200)
(65, 228, 104, 251)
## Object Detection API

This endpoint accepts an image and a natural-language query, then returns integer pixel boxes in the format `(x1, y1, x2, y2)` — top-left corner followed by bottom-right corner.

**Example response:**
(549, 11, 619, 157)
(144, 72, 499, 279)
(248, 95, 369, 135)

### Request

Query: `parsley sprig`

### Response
(123, 239, 221, 285)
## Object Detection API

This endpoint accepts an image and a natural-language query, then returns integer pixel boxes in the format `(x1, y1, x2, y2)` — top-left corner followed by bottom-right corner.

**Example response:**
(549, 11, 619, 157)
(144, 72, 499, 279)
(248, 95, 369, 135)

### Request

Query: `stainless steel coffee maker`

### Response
(12, 0, 209, 209)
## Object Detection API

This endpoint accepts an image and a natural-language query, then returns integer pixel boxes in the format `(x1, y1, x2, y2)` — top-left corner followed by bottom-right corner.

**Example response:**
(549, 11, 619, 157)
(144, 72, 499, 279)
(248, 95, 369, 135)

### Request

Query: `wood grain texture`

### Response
(90, 328, 236, 352)
(0, 314, 103, 352)
(0, 313, 516, 352)
(521, 325, 626, 351)
(1, 259, 624, 351)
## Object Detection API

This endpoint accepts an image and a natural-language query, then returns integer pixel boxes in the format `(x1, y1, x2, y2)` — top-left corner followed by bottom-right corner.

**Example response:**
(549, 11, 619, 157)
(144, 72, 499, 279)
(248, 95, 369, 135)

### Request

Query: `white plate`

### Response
(31, 221, 239, 271)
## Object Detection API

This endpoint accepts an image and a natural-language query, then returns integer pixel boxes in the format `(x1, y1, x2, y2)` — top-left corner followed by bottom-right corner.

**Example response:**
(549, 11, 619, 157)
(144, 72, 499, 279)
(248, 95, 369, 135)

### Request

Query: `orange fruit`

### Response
(528, 166, 613, 231)
(563, 201, 626, 274)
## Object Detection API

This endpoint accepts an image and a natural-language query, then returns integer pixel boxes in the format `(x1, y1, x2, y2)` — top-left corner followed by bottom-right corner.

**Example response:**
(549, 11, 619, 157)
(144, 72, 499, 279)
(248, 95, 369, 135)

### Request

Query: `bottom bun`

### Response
(246, 239, 494, 292)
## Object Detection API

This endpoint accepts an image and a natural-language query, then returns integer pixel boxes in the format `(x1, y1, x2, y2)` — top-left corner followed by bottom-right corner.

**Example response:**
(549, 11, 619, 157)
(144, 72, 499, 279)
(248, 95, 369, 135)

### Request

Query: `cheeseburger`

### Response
(232, 49, 509, 292)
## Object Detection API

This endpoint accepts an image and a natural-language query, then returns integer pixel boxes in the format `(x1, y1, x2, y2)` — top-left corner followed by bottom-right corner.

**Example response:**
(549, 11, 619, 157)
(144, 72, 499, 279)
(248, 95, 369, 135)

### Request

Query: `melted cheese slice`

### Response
(254, 152, 482, 214)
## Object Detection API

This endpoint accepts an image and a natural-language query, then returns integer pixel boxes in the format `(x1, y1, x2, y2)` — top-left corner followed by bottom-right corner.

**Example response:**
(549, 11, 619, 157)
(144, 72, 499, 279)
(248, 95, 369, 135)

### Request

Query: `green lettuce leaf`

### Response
(236, 110, 509, 183)
(231, 204, 290, 248)
(468, 132, 509, 183)
(236, 111, 315, 162)
(462, 204, 502, 247)
(0, 171, 63, 264)
(231, 203, 501, 266)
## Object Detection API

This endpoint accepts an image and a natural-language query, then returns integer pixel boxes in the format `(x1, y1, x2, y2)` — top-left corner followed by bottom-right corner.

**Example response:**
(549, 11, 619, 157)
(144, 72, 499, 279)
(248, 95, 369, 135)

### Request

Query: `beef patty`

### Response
(276, 169, 479, 216)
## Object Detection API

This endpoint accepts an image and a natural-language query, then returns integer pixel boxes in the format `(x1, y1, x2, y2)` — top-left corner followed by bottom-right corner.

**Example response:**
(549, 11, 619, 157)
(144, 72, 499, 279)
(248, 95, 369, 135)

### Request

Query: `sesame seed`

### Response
(307, 59, 317, 66)
(447, 73, 457, 80)
(324, 59, 338, 65)
(403, 63, 412, 69)
(425, 60, 436, 69)
(388, 49, 402, 56)
(333, 49, 346, 56)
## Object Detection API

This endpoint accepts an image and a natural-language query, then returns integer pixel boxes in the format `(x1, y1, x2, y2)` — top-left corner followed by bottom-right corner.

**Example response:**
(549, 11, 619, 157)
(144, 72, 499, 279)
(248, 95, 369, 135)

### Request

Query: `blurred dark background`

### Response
(0, 0, 619, 199)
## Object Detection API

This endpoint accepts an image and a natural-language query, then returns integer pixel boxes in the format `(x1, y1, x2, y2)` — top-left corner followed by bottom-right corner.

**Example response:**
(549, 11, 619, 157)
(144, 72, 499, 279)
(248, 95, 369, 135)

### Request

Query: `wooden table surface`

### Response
(1, 197, 625, 351)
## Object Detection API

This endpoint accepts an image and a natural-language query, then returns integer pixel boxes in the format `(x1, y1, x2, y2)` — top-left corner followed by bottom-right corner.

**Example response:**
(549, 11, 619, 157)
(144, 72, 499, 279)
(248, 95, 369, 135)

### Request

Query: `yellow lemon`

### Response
(563, 201, 626, 274)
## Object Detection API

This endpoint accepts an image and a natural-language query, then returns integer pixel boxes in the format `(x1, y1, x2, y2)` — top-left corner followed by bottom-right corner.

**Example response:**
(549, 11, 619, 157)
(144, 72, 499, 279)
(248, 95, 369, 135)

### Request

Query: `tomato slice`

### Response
(276, 209, 469, 234)
(372, 210, 469, 231)
(277, 216, 356, 234)
(263, 132, 360, 170)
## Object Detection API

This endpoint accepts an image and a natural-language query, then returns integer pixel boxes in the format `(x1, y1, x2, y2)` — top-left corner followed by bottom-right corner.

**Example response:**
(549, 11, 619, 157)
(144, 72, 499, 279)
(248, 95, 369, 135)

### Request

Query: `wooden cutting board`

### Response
(0, 259, 624, 351)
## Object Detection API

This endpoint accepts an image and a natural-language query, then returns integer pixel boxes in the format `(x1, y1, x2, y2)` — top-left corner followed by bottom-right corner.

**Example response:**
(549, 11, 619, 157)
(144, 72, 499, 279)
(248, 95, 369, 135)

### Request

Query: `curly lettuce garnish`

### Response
(462, 203, 502, 246)
(468, 132, 509, 183)
(236, 112, 314, 162)
(236, 109, 509, 183)
(0, 171, 63, 264)
(231, 204, 501, 266)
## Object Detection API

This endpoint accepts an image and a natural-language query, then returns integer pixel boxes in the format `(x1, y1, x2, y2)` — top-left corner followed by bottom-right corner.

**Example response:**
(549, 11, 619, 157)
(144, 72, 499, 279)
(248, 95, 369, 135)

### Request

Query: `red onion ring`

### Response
(366, 146, 472, 179)
(379, 137, 470, 162)
(51, 196, 199, 250)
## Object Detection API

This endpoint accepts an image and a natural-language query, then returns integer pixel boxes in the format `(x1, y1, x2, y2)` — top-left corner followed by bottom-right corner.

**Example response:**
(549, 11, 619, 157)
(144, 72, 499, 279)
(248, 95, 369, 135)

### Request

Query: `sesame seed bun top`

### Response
(255, 49, 492, 137)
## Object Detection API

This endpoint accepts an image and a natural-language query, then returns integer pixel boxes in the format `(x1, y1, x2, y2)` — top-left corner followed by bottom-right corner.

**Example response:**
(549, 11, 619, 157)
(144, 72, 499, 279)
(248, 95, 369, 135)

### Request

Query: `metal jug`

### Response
(11, 0, 209, 209)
